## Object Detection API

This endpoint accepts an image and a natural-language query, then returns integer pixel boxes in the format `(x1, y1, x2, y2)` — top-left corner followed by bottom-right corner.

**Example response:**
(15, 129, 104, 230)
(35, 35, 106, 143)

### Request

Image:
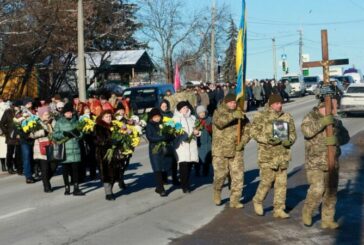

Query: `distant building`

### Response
(80, 50, 155, 88)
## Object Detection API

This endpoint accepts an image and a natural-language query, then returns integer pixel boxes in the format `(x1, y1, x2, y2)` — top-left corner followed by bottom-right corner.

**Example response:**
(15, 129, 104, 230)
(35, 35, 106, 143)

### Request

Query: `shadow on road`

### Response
(335, 155, 364, 245)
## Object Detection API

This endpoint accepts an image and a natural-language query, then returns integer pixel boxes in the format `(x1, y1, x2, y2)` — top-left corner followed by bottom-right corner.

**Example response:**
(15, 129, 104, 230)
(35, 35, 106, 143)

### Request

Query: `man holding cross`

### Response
(301, 100, 349, 229)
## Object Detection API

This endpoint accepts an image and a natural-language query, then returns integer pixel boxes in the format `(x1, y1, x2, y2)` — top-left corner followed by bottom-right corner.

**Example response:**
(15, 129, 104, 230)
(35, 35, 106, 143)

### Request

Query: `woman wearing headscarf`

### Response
(173, 101, 200, 193)
(94, 110, 121, 200)
(29, 106, 56, 193)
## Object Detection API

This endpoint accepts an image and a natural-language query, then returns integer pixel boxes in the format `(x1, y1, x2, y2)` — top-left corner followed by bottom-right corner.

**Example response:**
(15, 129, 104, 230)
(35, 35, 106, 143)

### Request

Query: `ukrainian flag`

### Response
(235, 0, 247, 103)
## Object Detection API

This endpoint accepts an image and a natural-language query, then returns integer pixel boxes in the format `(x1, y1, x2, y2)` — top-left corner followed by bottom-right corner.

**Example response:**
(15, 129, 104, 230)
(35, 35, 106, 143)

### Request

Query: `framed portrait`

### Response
(272, 120, 289, 141)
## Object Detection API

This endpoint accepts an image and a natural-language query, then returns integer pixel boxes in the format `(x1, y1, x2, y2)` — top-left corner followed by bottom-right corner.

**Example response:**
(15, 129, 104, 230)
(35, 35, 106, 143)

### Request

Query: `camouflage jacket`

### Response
(301, 107, 350, 171)
(250, 106, 296, 169)
(212, 103, 250, 158)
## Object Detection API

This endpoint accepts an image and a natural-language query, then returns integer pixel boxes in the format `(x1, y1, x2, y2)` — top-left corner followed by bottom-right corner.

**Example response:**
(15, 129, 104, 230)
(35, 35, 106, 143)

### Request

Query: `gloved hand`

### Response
(236, 142, 244, 152)
(268, 137, 281, 146)
(325, 136, 338, 146)
(70, 129, 81, 137)
(63, 131, 73, 138)
(232, 110, 244, 119)
(282, 139, 293, 148)
(319, 115, 334, 127)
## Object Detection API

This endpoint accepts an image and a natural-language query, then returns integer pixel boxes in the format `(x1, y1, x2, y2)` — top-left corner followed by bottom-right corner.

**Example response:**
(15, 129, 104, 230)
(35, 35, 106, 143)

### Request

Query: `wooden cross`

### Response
(302, 29, 349, 188)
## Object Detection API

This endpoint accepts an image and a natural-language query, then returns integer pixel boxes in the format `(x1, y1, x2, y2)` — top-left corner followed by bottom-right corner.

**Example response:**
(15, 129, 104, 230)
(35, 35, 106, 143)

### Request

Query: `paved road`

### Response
(0, 95, 363, 245)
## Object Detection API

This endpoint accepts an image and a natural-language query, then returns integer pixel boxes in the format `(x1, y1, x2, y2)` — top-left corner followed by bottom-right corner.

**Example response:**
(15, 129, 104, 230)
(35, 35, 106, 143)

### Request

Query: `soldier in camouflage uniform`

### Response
(301, 101, 349, 229)
(250, 94, 296, 218)
(212, 94, 250, 208)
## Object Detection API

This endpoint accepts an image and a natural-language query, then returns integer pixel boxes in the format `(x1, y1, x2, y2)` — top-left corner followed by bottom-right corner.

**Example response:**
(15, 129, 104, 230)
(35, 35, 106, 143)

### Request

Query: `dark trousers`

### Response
(62, 163, 79, 186)
(20, 143, 33, 179)
(120, 156, 131, 184)
(39, 159, 57, 190)
(179, 162, 193, 190)
(6, 144, 21, 173)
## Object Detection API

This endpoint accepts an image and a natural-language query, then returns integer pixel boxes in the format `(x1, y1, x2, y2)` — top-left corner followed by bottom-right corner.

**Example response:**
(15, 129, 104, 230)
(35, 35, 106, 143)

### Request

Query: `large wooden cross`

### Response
(302, 29, 349, 188)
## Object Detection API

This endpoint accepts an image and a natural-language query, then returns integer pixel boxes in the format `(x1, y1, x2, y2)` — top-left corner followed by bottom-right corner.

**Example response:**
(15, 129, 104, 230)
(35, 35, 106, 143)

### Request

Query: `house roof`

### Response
(85, 50, 152, 68)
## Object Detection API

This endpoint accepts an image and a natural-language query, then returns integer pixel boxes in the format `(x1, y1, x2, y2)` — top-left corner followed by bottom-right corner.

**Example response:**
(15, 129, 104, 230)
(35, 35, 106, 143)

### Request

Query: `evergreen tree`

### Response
(222, 17, 238, 83)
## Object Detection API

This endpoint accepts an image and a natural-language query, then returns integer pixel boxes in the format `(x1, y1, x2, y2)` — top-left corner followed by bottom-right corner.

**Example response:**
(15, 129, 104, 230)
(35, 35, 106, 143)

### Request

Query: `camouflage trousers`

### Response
(303, 169, 338, 222)
(253, 167, 287, 211)
(212, 152, 244, 202)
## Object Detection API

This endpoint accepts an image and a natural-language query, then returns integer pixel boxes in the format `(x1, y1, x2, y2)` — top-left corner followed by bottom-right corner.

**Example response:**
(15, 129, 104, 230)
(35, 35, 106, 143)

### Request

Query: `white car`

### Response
(340, 84, 364, 116)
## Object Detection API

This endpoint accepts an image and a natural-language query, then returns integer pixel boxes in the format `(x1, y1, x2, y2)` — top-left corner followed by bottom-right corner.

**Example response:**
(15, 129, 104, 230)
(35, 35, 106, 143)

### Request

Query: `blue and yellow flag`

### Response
(235, 0, 247, 103)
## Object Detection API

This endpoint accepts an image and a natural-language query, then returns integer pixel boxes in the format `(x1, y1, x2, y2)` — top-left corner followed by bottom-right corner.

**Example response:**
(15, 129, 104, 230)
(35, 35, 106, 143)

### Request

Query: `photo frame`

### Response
(272, 120, 289, 141)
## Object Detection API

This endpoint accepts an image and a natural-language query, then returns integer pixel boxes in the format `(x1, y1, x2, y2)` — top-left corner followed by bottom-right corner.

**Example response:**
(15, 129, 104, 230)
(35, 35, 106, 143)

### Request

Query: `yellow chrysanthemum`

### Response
(163, 117, 172, 123)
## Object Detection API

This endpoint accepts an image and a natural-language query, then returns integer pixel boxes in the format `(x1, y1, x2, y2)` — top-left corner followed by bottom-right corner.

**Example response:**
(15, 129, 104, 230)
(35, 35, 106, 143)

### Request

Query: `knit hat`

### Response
(62, 102, 74, 114)
(37, 106, 50, 118)
(23, 97, 33, 106)
(196, 105, 207, 115)
(148, 108, 162, 121)
(268, 94, 283, 106)
(13, 100, 23, 107)
(53, 94, 62, 101)
(224, 93, 236, 103)
(176, 101, 190, 111)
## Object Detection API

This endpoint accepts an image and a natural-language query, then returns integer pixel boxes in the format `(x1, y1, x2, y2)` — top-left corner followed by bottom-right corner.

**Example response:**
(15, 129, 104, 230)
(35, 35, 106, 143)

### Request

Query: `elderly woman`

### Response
(173, 101, 200, 193)
(94, 110, 121, 200)
(53, 103, 84, 196)
(30, 106, 56, 193)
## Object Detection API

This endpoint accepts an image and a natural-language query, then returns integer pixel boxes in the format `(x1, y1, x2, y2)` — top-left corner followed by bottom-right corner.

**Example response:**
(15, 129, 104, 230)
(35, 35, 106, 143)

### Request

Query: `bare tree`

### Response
(139, 0, 230, 84)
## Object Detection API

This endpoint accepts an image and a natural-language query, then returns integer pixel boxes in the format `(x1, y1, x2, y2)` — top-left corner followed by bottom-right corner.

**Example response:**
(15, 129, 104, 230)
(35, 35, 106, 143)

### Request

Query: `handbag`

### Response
(39, 140, 52, 155)
(46, 143, 66, 162)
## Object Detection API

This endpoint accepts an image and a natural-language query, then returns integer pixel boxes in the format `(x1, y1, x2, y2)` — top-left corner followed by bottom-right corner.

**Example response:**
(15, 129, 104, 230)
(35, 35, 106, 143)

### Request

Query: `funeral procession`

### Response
(1, 0, 364, 244)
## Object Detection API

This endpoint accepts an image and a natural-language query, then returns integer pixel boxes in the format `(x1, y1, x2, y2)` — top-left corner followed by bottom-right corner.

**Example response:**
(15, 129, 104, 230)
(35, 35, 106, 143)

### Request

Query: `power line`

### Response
(248, 17, 364, 26)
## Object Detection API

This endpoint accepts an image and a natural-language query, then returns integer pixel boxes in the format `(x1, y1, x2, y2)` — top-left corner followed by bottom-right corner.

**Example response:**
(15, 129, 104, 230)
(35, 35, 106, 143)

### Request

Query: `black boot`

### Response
(1, 159, 7, 172)
(73, 183, 85, 196)
(161, 171, 168, 184)
(64, 185, 71, 195)
(155, 172, 167, 197)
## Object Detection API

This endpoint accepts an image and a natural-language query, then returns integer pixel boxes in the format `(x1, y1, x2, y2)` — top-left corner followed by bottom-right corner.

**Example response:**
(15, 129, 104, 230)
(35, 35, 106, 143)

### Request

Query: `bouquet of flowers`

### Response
(152, 117, 184, 154)
(130, 115, 147, 135)
(20, 115, 42, 133)
(104, 120, 141, 163)
(77, 115, 96, 134)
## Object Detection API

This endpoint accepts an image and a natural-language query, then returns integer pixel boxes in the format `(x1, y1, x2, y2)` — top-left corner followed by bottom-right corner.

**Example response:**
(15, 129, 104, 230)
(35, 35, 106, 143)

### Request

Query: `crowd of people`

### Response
(0, 80, 351, 229)
(0, 94, 137, 200)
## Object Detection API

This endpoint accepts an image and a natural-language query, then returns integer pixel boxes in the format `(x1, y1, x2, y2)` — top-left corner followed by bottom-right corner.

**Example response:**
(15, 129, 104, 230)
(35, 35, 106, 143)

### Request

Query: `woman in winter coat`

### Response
(29, 106, 56, 193)
(0, 100, 9, 172)
(173, 101, 200, 193)
(195, 105, 212, 177)
(53, 103, 84, 196)
(159, 100, 180, 185)
(252, 80, 263, 108)
(145, 108, 172, 196)
(94, 110, 121, 200)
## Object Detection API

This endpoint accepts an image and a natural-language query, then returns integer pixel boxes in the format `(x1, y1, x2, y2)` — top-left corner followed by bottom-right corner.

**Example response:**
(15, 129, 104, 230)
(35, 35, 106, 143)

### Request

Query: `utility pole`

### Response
(299, 29, 303, 75)
(272, 38, 277, 80)
(210, 0, 216, 83)
(77, 0, 86, 101)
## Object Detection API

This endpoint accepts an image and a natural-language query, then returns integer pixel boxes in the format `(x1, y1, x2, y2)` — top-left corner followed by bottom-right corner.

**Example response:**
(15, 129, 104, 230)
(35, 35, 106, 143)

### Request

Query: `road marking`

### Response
(0, 208, 35, 220)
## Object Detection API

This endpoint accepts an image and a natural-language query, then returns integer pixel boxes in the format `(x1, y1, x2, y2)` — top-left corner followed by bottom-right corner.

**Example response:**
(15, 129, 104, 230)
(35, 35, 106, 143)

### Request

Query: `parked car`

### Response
(281, 74, 306, 97)
(121, 84, 175, 115)
(304, 76, 320, 95)
(340, 83, 364, 116)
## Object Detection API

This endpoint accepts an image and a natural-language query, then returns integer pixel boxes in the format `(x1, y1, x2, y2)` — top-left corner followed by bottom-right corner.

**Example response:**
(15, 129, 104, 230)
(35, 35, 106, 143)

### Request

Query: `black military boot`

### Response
(73, 183, 85, 196)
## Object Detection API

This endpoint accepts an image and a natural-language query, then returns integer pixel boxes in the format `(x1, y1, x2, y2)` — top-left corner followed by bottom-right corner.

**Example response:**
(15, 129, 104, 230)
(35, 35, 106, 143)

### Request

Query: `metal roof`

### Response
(85, 50, 148, 68)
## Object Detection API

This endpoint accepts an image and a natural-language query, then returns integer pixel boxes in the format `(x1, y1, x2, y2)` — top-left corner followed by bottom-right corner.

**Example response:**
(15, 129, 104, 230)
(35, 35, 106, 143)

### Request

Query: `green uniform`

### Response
(301, 107, 349, 224)
(250, 105, 296, 211)
(212, 103, 250, 203)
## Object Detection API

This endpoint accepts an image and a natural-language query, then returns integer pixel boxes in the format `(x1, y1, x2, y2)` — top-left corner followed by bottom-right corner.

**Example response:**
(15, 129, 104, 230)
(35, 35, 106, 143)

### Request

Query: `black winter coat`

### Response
(0, 108, 20, 145)
(145, 121, 171, 172)
(93, 122, 121, 183)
